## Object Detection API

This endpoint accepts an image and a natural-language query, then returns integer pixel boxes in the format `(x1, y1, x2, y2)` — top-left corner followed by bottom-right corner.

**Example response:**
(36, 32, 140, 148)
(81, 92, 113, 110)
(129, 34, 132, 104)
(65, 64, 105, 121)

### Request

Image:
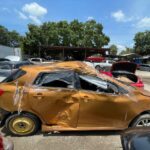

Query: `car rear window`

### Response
(3, 69, 26, 82)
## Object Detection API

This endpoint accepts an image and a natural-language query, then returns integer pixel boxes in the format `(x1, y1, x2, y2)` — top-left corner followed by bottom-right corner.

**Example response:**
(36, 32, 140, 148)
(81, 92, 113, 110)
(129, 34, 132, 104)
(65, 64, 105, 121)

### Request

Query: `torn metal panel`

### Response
(27, 87, 80, 127)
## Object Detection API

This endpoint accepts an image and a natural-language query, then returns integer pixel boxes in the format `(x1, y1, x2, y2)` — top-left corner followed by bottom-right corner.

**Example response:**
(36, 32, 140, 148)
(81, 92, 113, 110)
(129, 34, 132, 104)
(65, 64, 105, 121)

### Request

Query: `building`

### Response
(0, 45, 22, 59)
(39, 46, 110, 60)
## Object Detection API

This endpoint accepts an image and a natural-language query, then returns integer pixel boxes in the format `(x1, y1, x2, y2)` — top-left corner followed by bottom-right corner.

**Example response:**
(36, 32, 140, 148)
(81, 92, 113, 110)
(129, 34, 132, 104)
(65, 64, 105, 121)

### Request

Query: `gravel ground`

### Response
(1, 70, 150, 150)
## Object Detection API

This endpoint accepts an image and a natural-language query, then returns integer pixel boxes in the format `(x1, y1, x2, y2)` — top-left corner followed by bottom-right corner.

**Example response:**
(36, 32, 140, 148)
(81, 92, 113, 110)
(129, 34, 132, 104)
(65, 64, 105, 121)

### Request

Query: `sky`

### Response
(0, 0, 150, 52)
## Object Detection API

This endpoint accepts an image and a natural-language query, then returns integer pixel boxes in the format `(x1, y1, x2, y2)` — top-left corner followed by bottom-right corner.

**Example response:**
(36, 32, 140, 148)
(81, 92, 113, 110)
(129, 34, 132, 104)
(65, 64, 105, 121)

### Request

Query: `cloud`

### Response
(111, 10, 132, 22)
(22, 2, 47, 17)
(29, 15, 41, 24)
(111, 10, 125, 22)
(112, 10, 150, 29)
(87, 16, 94, 21)
(136, 17, 150, 28)
(17, 2, 47, 25)
(18, 11, 28, 20)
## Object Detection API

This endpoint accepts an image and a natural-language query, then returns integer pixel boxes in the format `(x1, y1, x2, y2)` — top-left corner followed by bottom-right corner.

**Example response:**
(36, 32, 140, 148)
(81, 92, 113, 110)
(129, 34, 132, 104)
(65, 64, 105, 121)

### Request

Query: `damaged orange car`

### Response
(0, 61, 150, 136)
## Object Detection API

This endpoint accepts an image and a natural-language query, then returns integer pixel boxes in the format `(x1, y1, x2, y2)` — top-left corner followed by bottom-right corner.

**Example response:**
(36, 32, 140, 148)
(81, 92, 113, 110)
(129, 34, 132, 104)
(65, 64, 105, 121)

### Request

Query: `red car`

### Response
(100, 61, 144, 88)
(0, 135, 13, 150)
(86, 54, 105, 62)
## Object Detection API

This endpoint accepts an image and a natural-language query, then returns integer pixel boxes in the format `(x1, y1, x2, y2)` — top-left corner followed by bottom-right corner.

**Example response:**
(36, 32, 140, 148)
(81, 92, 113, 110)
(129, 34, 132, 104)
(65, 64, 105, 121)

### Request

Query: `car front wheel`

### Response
(5, 113, 41, 136)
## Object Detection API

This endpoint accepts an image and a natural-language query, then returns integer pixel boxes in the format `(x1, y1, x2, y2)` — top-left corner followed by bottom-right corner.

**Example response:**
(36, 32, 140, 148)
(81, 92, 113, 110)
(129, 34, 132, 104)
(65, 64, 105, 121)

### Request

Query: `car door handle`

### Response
(83, 96, 90, 99)
(33, 93, 44, 99)
(83, 96, 90, 103)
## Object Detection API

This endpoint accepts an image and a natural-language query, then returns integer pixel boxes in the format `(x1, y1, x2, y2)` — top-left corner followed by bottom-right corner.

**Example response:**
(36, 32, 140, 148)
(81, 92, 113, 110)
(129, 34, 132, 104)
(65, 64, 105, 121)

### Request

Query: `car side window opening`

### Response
(34, 71, 75, 88)
(79, 75, 118, 94)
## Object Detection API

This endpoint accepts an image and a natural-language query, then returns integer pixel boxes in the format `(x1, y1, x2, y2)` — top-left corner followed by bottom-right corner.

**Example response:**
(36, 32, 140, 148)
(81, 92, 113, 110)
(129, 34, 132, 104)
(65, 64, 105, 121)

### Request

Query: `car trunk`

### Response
(111, 62, 138, 83)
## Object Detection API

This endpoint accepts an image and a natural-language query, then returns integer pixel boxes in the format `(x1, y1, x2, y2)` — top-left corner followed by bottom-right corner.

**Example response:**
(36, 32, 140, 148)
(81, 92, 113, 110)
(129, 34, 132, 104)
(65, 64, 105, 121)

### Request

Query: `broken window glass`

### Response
(34, 70, 75, 88)
(79, 75, 117, 94)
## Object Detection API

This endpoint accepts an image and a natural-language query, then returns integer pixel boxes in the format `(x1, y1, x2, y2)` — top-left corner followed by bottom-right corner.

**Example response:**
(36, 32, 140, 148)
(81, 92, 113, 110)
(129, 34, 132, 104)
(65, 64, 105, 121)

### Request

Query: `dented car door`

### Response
(77, 75, 129, 129)
(27, 71, 80, 128)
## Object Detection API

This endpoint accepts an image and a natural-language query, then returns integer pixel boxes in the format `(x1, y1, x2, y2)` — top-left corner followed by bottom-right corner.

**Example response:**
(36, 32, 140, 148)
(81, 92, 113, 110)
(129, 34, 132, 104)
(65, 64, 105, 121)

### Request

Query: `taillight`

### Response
(0, 89, 4, 96)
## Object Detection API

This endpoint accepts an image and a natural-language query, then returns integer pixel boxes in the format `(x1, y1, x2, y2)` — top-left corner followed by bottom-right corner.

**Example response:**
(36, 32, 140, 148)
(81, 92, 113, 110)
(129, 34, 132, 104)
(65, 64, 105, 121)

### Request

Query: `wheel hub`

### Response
(9, 117, 35, 135)
(136, 118, 150, 127)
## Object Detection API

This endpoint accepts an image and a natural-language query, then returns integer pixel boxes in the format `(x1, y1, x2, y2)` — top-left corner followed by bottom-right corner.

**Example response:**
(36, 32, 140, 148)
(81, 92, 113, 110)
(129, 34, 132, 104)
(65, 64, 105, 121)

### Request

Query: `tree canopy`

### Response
(0, 25, 22, 47)
(22, 20, 110, 54)
(119, 47, 133, 55)
(134, 31, 150, 55)
(109, 44, 118, 55)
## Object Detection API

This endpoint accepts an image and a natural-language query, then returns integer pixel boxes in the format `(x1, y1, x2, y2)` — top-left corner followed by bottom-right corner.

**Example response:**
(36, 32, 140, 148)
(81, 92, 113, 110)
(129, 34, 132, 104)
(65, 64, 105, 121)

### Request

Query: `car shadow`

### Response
(43, 130, 121, 137)
(1, 126, 121, 137)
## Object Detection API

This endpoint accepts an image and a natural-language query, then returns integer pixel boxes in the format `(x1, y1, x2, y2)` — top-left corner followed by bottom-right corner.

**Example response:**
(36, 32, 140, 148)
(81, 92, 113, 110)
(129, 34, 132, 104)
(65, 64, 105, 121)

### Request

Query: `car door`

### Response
(77, 75, 130, 129)
(27, 70, 80, 128)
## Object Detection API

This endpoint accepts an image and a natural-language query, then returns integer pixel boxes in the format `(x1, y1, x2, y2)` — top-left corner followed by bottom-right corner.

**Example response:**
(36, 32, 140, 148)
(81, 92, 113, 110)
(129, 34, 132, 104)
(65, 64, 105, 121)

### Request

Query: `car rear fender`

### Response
(129, 110, 150, 127)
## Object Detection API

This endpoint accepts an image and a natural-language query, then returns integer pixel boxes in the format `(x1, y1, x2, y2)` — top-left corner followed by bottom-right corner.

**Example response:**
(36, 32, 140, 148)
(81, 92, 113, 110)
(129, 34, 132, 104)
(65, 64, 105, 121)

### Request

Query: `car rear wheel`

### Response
(5, 113, 41, 136)
(131, 114, 150, 127)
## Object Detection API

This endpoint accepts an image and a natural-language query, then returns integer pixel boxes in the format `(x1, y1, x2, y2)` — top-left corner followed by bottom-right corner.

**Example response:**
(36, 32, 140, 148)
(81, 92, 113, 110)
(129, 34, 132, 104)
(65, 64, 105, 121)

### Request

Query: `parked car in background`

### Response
(100, 61, 144, 88)
(0, 58, 10, 62)
(139, 64, 150, 71)
(121, 128, 150, 150)
(86, 54, 105, 62)
(0, 61, 33, 82)
(28, 58, 51, 64)
(5, 56, 21, 62)
(0, 61, 150, 136)
(85, 60, 114, 70)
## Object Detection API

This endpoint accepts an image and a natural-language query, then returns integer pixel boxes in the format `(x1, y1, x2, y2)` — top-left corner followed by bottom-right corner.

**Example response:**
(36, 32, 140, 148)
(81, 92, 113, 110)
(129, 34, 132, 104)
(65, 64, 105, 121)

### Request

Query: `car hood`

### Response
(111, 61, 137, 73)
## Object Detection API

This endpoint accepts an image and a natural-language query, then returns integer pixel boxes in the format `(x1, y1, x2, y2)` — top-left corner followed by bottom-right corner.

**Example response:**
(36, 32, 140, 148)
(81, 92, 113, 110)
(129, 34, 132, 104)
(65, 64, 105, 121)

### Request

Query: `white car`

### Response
(5, 56, 21, 62)
(85, 60, 114, 70)
(28, 58, 52, 64)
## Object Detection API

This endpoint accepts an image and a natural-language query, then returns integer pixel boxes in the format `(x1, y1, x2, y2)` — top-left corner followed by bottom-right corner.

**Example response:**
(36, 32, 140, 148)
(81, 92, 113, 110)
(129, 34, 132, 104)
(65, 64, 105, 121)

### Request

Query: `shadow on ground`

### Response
(1, 126, 121, 137)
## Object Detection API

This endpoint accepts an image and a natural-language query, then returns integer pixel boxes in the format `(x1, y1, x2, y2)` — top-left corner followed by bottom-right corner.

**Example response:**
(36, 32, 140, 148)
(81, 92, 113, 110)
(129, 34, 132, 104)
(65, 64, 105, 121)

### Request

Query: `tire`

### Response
(131, 114, 150, 127)
(95, 65, 103, 71)
(5, 113, 41, 136)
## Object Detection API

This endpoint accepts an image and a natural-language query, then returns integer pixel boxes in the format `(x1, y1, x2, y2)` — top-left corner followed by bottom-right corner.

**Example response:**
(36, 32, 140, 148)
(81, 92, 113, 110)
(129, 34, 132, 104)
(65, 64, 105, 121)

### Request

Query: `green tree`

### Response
(134, 31, 150, 55)
(0, 25, 22, 47)
(69, 20, 84, 46)
(109, 44, 118, 55)
(119, 47, 133, 55)
(23, 20, 110, 55)
(0, 25, 9, 46)
(82, 20, 109, 48)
